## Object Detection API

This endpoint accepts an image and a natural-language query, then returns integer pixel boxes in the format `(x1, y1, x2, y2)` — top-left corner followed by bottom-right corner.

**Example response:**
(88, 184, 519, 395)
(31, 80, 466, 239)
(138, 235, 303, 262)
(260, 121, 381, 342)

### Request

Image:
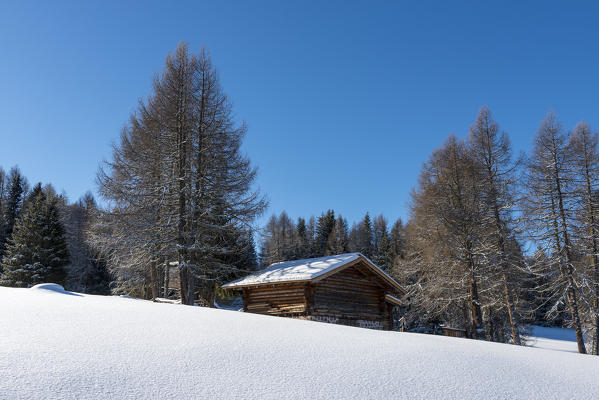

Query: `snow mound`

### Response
(29, 283, 82, 297)
(1, 286, 598, 399)
(29, 283, 67, 293)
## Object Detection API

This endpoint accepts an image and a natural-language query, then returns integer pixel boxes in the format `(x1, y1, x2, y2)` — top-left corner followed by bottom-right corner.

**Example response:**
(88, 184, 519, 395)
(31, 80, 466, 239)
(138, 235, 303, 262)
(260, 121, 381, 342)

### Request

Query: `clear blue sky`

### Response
(1, 1, 598, 227)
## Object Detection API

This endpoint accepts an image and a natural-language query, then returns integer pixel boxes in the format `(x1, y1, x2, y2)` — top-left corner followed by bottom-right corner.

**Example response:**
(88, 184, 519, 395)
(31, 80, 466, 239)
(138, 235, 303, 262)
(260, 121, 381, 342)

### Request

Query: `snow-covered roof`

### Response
(222, 252, 405, 293)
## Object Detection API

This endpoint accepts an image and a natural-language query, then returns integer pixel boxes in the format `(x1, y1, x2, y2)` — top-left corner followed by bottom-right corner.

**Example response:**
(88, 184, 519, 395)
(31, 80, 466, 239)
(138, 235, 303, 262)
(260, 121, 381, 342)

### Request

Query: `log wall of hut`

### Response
(242, 282, 307, 316)
(235, 260, 400, 330)
(309, 263, 392, 330)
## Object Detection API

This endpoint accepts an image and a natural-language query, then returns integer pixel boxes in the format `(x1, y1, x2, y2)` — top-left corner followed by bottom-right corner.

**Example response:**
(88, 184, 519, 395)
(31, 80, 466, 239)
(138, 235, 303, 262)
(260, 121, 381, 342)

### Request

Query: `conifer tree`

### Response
(389, 218, 405, 263)
(328, 215, 349, 255)
(94, 43, 266, 304)
(63, 192, 111, 294)
(259, 212, 296, 265)
(373, 214, 391, 269)
(357, 212, 375, 258)
(568, 121, 599, 355)
(0, 167, 5, 224)
(315, 210, 335, 256)
(306, 216, 316, 257)
(1, 184, 69, 287)
(467, 107, 523, 345)
(0, 167, 26, 259)
(524, 113, 586, 353)
(295, 217, 310, 258)
(402, 135, 486, 338)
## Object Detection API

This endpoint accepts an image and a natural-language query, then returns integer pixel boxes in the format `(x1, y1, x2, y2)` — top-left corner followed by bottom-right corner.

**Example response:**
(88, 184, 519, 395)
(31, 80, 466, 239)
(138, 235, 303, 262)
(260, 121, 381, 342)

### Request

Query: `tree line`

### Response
(0, 43, 265, 307)
(260, 108, 599, 355)
(259, 210, 405, 272)
(0, 166, 109, 293)
(1, 42, 598, 355)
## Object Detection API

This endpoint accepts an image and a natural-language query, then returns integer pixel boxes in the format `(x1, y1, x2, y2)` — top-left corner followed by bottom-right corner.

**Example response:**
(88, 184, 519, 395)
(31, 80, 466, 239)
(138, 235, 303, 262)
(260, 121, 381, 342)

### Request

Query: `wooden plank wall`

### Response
(238, 261, 399, 330)
(244, 282, 307, 316)
(311, 264, 391, 330)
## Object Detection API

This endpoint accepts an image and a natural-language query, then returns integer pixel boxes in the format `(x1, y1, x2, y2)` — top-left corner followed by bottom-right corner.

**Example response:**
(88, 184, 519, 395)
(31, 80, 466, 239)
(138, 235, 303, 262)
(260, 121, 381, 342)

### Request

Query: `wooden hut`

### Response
(222, 253, 406, 330)
(441, 326, 467, 338)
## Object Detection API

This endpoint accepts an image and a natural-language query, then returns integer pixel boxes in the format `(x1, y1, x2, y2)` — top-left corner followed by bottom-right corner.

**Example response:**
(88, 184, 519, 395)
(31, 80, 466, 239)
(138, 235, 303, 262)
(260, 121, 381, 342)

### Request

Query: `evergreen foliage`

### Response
(315, 210, 336, 256)
(60, 192, 111, 294)
(0, 167, 26, 259)
(0, 185, 69, 287)
(329, 215, 349, 256)
(356, 212, 375, 259)
(4, 68, 599, 355)
(373, 214, 391, 270)
(259, 210, 404, 270)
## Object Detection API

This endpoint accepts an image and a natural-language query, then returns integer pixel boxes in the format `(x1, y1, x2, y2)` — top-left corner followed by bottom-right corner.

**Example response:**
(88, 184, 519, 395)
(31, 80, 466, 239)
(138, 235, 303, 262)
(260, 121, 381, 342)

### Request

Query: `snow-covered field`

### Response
(526, 325, 579, 353)
(1, 285, 598, 399)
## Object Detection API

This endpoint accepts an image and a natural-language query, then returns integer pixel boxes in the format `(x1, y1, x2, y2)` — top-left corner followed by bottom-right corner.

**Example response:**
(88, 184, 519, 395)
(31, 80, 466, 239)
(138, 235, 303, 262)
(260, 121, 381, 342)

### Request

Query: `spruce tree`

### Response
(329, 215, 349, 255)
(0, 167, 25, 259)
(295, 217, 309, 258)
(357, 212, 375, 259)
(0, 185, 69, 287)
(314, 210, 336, 256)
(373, 214, 391, 269)
(389, 218, 405, 262)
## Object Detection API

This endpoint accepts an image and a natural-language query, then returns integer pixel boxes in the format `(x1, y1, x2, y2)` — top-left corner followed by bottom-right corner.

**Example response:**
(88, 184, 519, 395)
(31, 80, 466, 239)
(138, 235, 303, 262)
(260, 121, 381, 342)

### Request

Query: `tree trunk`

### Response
(491, 204, 521, 345)
(594, 275, 599, 355)
(163, 262, 170, 298)
(502, 272, 520, 344)
(553, 156, 587, 354)
(484, 307, 493, 341)
(176, 84, 190, 305)
(461, 301, 471, 338)
(467, 252, 483, 339)
(150, 263, 158, 300)
(179, 266, 189, 305)
(581, 145, 599, 355)
(484, 142, 521, 345)
(187, 267, 195, 305)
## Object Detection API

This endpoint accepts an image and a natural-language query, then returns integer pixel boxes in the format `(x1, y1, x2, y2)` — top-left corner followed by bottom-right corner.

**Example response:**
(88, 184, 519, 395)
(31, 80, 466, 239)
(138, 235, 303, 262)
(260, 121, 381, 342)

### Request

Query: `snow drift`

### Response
(0, 286, 598, 399)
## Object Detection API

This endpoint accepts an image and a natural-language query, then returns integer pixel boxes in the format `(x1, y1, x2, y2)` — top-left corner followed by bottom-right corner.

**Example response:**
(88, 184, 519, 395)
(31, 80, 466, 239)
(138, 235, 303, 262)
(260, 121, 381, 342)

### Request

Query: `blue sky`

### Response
(1, 1, 598, 227)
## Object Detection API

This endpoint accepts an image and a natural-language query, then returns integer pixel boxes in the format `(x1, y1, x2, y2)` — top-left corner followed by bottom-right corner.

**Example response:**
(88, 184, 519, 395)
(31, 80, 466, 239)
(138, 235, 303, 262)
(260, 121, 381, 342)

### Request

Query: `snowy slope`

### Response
(526, 326, 579, 353)
(1, 286, 598, 399)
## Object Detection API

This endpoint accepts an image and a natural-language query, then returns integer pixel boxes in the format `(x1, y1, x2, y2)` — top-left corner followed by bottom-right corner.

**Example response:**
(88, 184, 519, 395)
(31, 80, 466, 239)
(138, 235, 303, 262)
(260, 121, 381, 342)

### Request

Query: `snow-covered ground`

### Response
(1, 285, 598, 399)
(526, 325, 579, 353)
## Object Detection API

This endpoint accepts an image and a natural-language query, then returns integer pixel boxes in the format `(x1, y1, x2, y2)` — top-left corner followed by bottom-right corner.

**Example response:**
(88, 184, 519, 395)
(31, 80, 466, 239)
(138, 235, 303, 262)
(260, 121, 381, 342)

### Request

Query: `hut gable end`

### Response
(309, 262, 392, 329)
(313, 265, 384, 314)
